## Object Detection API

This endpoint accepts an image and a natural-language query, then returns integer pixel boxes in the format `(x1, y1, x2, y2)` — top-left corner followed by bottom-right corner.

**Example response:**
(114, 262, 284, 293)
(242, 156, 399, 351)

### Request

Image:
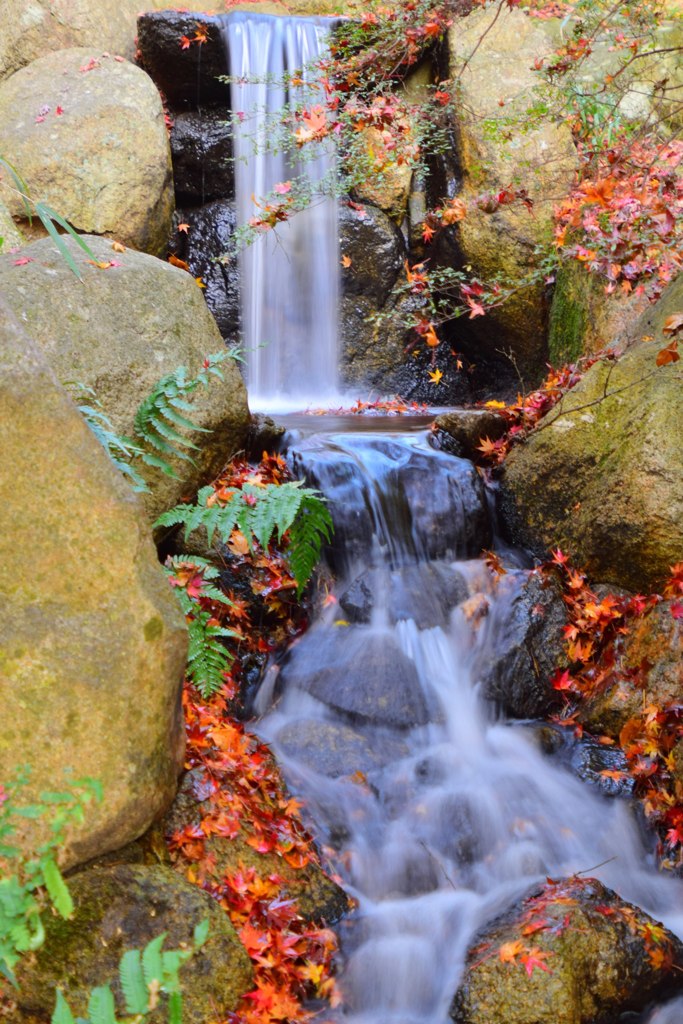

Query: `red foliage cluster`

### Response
(170, 691, 340, 1024)
(308, 396, 428, 415)
(540, 554, 683, 868)
(165, 452, 342, 1023)
(555, 141, 683, 300)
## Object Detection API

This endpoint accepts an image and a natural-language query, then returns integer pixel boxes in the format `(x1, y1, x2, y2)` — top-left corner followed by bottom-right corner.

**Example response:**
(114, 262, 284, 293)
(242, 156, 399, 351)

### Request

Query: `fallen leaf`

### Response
(656, 340, 679, 366)
(111, 241, 126, 253)
(168, 253, 191, 272)
(428, 368, 443, 384)
(341, 254, 352, 268)
(177, 222, 190, 234)
(662, 313, 683, 336)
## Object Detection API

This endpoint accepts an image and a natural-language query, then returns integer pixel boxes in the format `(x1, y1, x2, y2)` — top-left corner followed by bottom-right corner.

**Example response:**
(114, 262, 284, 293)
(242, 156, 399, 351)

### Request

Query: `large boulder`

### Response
(0, 234, 250, 522)
(0, 0, 233, 81)
(15, 864, 253, 1024)
(501, 342, 683, 592)
(0, 300, 187, 868)
(451, 877, 683, 1024)
(445, 6, 577, 378)
(0, 49, 173, 255)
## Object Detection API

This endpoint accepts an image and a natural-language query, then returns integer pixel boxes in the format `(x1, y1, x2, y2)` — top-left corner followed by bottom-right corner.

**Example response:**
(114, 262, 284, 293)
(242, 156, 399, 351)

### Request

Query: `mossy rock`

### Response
(14, 864, 253, 1024)
(501, 341, 683, 592)
(0, 234, 250, 524)
(0, 299, 187, 868)
(451, 877, 683, 1024)
(0, 49, 173, 255)
(579, 601, 683, 739)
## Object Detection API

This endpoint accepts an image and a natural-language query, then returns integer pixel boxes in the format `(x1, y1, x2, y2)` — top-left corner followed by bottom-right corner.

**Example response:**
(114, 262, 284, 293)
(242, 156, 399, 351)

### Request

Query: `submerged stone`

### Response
(275, 719, 410, 778)
(340, 562, 469, 628)
(279, 627, 430, 727)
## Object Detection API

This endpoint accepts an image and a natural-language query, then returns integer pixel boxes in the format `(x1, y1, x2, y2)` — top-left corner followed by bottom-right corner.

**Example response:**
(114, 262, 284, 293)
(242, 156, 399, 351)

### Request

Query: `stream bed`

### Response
(250, 417, 683, 1024)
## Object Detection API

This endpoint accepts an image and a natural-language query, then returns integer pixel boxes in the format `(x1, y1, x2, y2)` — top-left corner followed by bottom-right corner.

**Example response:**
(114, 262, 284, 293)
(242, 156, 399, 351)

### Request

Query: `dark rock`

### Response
(170, 109, 233, 203)
(569, 737, 635, 798)
(246, 414, 286, 459)
(15, 864, 253, 1024)
(274, 719, 410, 778)
(137, 12, 229, 108)
(476, 571, 567, 719)
(170, 201, 240, 340)
(340, 563, 469, 628)
(279, 626, 431, 727)
(451, 876, 683, 1024)
(339, 202, 405, 306)
(340, 573, 374, 623)
(288, 435, 490, 572)
(434, 408, 508, 461)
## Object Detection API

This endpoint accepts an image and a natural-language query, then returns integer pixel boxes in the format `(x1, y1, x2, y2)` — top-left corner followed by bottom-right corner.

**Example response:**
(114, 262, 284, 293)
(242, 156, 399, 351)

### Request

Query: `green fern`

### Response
(155, 481, 333, 595)
(51, 921, 209, 1024)
(162, 557, 239, 698)
(133, 353, 229, 479)
(65, 384, 149, 493)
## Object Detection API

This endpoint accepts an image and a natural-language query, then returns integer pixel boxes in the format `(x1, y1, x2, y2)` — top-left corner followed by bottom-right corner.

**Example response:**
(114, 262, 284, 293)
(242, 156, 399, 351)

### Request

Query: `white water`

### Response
(221, 12, 340, 409)
(254, 426, 683, 1024)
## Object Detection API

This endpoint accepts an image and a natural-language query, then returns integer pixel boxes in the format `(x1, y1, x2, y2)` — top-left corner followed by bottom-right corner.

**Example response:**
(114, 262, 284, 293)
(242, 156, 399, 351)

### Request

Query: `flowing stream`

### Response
(216, 14, 682, 1019)
(221, 13, 340, 408)
(251, 422, 683, 1024)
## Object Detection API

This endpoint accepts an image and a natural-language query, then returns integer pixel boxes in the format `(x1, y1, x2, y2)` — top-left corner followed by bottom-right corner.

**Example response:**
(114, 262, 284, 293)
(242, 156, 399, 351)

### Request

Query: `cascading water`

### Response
(251, 423, 683, 1024)
(221, 13, 340, 409)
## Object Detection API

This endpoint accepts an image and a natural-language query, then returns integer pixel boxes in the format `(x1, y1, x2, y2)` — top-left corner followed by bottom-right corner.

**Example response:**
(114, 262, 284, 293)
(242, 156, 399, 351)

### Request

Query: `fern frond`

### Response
(187, 613, 237, 698)
(288, 493, 333, 596)
(119, 949, 149, 1015)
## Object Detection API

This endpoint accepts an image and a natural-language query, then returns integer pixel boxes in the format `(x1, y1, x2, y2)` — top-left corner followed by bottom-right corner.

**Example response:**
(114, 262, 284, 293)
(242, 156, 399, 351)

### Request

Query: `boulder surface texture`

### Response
(0, 49, 173, 255)
(446, 6, 577, 377)
(15, 864, 253, 1024)
(451, 876, 683, 1024)
(0, 299, 187, 868)
(502, 342, 683, 592)
(0, 235, 250, 522)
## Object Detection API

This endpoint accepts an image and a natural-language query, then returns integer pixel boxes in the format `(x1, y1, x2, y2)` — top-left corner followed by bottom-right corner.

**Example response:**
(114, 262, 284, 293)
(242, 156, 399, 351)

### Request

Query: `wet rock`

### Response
(15, 864, 252, 1024)
(279, 627, 430, 728)
(501, 341, 683, 592)
(163, 771, 348, 924)
(476, 571, 567, 719)
(246, 414, 286, 459)
(569, 737, 635, 798)
(339, 203, 405, 306)
(171, 201, 241, 341)
(289, 435, 490, 572)
(0, 234, 249, 523)
(274, 719, 409, 778)
(340, 563, 469, 628)
(137, 12, 229, 108)
(350, 126, 413, 222)
(0, 49, 173, 255)
(434, 409, 508, 460)
(0, 299, 187, 869)
(170, 110, 233, 203)
(579, 601, 683, 740)
(451, 877, 683, 1024)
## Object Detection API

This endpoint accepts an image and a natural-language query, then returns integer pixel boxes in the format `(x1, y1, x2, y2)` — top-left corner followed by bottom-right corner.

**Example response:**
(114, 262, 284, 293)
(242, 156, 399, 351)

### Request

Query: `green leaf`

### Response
(141, 932, 166, 989)
(52, 990, 76, 1024)
(168, 989, 183, 1024)
(41, 860, 73, 919)
(193, 918, 209, 949)
(86, 986, 117, 1024)
(119, 949, 149, 1015)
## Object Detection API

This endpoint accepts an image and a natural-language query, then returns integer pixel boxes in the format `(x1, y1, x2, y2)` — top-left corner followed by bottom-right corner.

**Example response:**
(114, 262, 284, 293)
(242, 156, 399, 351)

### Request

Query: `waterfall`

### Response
(254, 423, 683, 1024)
(221, 12, 340, 409)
